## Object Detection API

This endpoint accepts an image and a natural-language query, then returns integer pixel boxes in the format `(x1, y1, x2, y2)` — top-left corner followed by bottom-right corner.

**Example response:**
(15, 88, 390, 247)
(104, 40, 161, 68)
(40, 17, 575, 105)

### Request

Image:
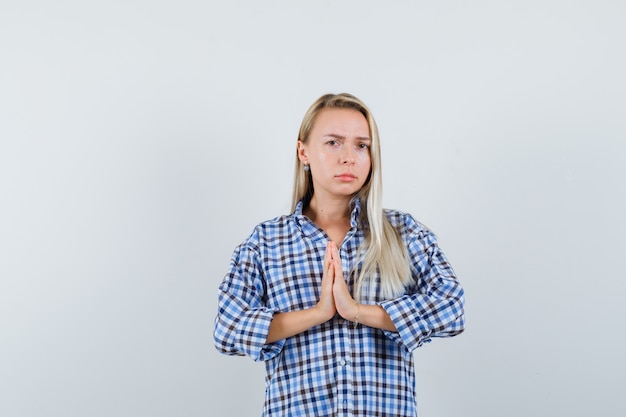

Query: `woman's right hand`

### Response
(315, 242, 337, 321)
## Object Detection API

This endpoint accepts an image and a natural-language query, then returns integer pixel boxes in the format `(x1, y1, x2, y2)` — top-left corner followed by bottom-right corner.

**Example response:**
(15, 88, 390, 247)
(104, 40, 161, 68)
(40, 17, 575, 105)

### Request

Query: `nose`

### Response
(340, 149, 356, 165)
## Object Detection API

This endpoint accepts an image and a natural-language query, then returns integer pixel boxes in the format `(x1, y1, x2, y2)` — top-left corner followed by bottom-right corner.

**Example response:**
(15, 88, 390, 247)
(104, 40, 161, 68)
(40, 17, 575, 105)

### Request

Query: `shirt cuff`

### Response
(379, 296, 432, 352)
(239, 308, 285, 362)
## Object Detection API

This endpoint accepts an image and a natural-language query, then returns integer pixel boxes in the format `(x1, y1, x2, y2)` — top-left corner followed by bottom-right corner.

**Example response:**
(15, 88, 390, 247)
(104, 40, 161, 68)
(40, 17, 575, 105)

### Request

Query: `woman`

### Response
(214, 93, 465, 416)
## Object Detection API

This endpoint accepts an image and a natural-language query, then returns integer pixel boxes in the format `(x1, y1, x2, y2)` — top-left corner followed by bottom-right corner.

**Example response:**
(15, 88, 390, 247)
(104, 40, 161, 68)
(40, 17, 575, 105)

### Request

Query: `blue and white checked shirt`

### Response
(214, 200, 465, 417)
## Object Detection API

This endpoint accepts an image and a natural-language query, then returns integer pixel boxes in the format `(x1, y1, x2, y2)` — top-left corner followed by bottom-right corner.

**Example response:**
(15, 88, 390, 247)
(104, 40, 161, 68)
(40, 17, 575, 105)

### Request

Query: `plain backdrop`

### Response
(1, 1, 625, 416)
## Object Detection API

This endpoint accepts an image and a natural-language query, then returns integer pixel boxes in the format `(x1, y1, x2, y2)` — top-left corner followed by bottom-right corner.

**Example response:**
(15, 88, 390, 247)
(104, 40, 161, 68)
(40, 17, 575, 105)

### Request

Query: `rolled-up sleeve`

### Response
(379, 220, 465, 352)
(213, 240, 285, 361)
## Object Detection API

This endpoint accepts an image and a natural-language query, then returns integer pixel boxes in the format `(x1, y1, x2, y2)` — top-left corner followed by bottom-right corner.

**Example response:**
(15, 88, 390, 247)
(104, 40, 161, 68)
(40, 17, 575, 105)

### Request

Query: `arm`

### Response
(342, 302, 398, 332)
(379, 227, 465, 351)
(266, 308, 330, 343)
(330, 226, 464, 350)
(214, 241, 283, 361)
(214, 236, 338, 357)
(265, 243, 337, 343)
(329, 241, 398, 332)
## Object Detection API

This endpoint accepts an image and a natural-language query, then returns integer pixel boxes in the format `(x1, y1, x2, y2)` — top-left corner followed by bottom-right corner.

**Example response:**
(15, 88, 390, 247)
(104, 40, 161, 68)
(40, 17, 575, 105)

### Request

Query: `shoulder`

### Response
(383, 208, 435, 240)
(229, 213, 295, 263)
(239, 213, 296, 246)
(255, 212, 296, 234)
(384, 208, 428, 232)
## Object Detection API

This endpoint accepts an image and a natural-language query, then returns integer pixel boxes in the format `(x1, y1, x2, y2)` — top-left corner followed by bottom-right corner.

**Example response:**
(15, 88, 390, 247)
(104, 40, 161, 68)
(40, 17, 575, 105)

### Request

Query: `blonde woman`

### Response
(214, 93, 465, 416)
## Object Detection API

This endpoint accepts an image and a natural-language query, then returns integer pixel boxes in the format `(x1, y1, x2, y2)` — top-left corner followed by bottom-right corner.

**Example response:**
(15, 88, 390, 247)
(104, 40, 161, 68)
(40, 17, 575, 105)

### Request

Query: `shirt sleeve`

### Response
(213, 237, 285, 361)
(378, 217, 465, 352)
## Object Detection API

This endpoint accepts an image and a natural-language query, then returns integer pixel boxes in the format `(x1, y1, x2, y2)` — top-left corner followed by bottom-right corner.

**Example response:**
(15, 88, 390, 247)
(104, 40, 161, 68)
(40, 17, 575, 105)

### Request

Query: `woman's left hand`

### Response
(328, 241, 359, 321)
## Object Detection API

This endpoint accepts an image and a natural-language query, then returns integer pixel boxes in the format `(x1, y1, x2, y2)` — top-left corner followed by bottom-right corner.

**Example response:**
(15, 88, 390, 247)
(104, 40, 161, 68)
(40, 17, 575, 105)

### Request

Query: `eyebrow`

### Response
(323, 133, 371, 141)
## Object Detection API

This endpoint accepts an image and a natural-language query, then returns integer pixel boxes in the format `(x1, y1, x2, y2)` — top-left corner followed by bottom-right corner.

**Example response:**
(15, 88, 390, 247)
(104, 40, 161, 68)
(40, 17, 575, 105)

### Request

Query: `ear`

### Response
(297, 141, 308, 164)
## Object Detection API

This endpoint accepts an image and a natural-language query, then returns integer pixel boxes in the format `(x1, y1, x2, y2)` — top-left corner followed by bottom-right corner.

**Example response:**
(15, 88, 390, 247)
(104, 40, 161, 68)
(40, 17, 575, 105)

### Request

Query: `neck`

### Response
(305, 194, 351, 225)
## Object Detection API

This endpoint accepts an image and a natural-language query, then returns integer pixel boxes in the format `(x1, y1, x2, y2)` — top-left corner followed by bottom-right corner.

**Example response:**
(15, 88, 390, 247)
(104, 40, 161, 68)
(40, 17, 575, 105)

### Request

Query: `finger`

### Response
(332, 254, 343, 279)
(323, 249, 332, 277)
(331, 243, 341, 263)
(328, 240, 335, 260)
(324, 255, 335, 286)
(333, 269, 347, 291)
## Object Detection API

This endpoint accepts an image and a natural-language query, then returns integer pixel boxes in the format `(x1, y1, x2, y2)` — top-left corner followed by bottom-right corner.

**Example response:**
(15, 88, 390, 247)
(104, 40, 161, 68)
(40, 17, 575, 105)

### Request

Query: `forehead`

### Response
(311, 108, 370, 137)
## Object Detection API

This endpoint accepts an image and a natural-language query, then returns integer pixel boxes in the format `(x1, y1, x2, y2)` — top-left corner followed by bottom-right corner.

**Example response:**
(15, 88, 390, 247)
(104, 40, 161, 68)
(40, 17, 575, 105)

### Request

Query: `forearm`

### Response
(266, 306, 331, 344)
(347, 303, 398, 332)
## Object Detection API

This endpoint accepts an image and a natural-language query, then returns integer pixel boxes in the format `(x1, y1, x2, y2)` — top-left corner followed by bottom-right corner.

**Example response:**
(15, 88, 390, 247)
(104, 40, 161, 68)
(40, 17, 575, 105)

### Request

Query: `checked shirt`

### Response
(214, 200, 465, 417)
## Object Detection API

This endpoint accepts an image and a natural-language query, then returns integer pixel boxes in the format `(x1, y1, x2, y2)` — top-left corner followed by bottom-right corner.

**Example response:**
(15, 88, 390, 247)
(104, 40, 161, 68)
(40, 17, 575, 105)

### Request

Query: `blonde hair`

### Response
(291, 93, 413, 301)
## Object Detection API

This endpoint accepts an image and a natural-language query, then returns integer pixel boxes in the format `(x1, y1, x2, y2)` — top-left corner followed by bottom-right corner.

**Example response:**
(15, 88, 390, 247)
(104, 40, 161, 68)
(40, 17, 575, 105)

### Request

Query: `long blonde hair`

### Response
(291, 93, 413, 301)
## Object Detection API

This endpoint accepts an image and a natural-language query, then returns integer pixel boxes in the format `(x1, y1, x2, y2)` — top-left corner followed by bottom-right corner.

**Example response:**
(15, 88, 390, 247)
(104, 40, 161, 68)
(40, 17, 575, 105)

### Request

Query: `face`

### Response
(298, 108, 372, 201)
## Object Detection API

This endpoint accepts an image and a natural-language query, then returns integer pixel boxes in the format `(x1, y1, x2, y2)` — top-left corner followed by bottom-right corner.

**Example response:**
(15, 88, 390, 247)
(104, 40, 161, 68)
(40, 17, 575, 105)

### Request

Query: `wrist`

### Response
(313, 303, 335, 323)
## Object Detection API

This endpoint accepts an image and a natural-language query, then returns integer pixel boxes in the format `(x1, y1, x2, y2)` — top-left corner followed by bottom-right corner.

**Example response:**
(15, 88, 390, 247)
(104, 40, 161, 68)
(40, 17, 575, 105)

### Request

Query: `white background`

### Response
(1, 1, 625, 416)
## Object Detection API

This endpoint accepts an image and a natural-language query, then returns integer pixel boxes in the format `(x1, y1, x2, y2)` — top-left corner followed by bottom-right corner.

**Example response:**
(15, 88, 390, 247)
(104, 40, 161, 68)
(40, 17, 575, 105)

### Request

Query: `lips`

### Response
(335, 173, 357, 181)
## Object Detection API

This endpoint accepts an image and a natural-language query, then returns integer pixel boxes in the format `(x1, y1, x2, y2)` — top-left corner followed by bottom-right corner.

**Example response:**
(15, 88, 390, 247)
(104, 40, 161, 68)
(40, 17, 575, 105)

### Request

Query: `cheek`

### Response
(317, 152, 334, 165)
(357, 153, 371, 168)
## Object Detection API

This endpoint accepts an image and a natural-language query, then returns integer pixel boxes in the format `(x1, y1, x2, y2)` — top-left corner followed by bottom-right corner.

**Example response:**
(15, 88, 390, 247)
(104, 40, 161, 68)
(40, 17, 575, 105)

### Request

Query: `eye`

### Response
(326, 140, 340, 146)
(358, 143, 370, 150)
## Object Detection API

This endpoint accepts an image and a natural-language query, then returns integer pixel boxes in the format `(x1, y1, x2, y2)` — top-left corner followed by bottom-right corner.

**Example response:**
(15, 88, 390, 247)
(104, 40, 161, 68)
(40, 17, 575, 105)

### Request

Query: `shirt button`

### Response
(339, 359, 346, 366)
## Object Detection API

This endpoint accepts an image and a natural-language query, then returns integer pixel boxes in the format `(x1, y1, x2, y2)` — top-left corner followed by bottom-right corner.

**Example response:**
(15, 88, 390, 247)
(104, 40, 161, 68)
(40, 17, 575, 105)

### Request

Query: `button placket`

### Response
(336, 224, 357, 415)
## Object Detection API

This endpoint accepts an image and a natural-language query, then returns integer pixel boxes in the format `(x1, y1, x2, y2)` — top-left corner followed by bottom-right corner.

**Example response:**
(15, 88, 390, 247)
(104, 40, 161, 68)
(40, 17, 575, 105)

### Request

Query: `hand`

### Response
(329, 241, 359, 321)
(315, 242, 337, 321)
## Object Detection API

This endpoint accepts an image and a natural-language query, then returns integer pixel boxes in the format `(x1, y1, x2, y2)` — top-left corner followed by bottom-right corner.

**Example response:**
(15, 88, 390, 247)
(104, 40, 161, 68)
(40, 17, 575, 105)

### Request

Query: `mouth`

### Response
(335, 173, 357, 182)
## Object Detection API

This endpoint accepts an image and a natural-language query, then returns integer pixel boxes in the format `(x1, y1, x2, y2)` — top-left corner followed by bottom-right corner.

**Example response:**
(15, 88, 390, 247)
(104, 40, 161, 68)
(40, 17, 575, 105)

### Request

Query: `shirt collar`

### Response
(294, 198, 362, 238)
